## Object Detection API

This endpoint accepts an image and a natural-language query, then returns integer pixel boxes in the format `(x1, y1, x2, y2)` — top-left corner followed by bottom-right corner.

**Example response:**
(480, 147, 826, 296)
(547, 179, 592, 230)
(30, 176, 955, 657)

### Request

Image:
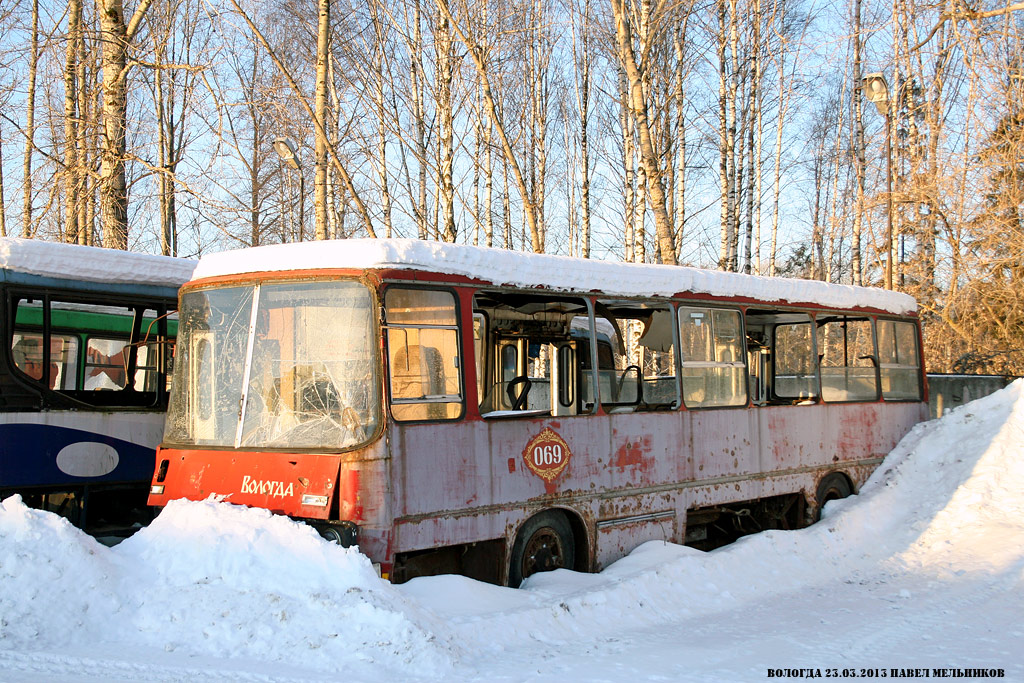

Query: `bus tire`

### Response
(508, 510, 575, 587)
(814, 472, 852, 521)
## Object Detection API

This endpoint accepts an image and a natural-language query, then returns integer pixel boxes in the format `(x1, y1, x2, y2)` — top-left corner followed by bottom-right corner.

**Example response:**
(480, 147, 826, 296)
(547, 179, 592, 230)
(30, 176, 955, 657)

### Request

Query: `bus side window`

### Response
(85, 337, 129, 389)
(385, 288, 463, 422)
(595, 301, 679, 412)
(10, 296, 171, 404)
(11, 333, 76, 390)
(817, 317, 878, 402)
(678, 307, 746, 408)
(877, 319, 922, 400)
(773, 320, 819, 402)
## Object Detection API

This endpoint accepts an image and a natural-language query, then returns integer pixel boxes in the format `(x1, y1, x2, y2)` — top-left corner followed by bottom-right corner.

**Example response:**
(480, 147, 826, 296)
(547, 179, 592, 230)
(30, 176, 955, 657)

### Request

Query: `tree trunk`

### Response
(64, 0, 82, 244)
(77, 15, 92, 245)
(851, 0, 866, 285)
(313, 0, 330, 240)
(576, 0, 592, 258)
(437, 9, 456, 242)
(718, 0, 731, 270)
(98, 0, 155, 250)
(410, 0, 428, 240)
(0, 121, 6, 237)
(370, 6, 393, 239)
(674, 17, 689, 263)
(23, 0, 39, 238)
(742, 0, 760, 275)
(726, 0, 740, 271)
(619, 68, 635, 262)
(609, 0, 677, 264)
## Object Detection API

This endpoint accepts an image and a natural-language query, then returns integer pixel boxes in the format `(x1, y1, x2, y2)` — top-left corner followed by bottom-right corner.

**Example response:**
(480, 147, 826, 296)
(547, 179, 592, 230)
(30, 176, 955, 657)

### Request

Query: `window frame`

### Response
(594, 299, 682, 412)
(771, 317, 821, 403)
(815, 315, 881, 403)
(5, 287, 174, 409)
(876, 317, 924, 402)
(383, 284, 466, 423)
(677, 304, 749, 410)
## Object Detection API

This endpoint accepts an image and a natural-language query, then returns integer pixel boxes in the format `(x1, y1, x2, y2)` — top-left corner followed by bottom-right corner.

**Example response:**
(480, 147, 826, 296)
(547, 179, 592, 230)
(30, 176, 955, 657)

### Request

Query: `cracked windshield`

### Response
(165, 280, 379, 450)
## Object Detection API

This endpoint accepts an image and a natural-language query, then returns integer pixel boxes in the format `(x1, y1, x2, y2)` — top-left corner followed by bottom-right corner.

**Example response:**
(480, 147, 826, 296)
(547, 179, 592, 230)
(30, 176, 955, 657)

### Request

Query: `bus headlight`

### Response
(150, 484, 165, 495)
(301, 494, 329, 507)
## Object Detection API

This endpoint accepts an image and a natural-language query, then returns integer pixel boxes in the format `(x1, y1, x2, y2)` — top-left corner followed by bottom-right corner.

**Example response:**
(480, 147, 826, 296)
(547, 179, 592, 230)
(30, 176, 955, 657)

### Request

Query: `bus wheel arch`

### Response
(508, 508, 581, 587)
(814, 471, 853, 521)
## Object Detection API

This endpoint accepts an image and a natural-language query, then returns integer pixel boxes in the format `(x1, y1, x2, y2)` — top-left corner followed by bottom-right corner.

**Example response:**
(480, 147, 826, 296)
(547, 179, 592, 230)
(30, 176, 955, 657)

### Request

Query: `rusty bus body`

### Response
(149, 239, 927, 585)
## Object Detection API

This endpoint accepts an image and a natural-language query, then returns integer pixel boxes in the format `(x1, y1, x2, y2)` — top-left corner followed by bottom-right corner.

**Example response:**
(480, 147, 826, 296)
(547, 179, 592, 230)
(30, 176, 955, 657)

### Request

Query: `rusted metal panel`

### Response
(390, 420, 491, 518)
(687, 408, 760, 479)
(484, 415, 612, 503)
(605, 411, 688, 489)
(385, 400, 926, 569)
(394, 509, 512, 555)
(595, 509, 677, 571)
(760, 405, 828, 470)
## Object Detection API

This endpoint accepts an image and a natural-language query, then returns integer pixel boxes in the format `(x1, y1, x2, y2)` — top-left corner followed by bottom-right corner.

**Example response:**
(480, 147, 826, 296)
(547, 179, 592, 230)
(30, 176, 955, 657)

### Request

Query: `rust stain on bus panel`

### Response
(829, 405, 880, 461)
(611, 436, 652, 469)
(606, 411, 686, 489)
(837, 402, 925, 461)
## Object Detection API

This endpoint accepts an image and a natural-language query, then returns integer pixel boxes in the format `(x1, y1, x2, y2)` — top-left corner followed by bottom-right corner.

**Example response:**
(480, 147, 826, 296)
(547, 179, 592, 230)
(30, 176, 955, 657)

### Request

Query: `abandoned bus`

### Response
(150, 239, 926, 585)
(1, 237, 195, 531)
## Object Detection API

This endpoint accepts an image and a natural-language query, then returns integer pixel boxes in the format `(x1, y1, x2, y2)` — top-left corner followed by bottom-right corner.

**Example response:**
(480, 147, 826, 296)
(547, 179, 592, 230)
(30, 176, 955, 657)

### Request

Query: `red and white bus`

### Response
(149, 239, 927, 585)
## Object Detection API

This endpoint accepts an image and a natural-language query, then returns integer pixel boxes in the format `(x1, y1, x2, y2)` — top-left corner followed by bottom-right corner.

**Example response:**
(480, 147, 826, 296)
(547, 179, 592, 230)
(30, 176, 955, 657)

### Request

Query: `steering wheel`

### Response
(506, 375, 532, 411)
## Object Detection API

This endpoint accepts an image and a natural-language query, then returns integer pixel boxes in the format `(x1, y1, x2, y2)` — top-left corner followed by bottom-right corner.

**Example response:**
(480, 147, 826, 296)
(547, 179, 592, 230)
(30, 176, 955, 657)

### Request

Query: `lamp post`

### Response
(861, 72, 894, 290)
(273, 137, 304, 241)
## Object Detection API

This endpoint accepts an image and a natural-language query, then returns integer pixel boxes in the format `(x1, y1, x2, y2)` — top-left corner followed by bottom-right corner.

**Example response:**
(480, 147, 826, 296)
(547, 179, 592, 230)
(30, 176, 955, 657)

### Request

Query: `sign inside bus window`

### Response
(522, 428, 572, 482)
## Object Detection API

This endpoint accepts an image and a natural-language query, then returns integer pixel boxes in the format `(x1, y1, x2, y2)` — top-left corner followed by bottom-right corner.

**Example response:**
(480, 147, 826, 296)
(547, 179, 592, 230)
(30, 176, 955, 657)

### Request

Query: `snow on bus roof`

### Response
(0, 237, 196, 288)
(193, 238, 917, 315)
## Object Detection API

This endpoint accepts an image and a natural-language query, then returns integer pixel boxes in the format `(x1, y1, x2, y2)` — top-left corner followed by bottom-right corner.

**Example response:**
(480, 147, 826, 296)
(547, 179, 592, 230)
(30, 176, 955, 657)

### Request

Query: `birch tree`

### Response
(98, 0, 156, 249)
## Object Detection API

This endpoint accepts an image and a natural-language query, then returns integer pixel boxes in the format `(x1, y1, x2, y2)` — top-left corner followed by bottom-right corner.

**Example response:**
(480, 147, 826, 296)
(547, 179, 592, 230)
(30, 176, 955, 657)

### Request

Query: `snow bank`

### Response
(3, 382, 1023, 678)
(0, 498, 459, 677)
(406, 381, 1024, 651)
(0, 237, 195, 287)
(192, 238, 917, 314)
(0, 498, 121, 649)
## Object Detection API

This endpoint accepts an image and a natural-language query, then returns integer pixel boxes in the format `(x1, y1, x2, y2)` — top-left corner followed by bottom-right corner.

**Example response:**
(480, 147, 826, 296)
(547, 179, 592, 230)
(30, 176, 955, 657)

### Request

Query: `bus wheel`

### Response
(508, 510, 574, 587)
(314, 521, 358, 548)
(814, 473, 852, 520)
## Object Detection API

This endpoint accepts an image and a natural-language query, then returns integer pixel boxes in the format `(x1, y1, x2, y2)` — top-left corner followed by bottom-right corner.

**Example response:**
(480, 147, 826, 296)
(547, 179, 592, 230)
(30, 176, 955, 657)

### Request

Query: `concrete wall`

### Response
(926, 375, 1015, 419)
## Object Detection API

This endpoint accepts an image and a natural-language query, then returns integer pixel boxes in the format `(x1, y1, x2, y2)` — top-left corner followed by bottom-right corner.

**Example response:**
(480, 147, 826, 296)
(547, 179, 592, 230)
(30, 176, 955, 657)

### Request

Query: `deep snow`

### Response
(3, 382, 1024, 681)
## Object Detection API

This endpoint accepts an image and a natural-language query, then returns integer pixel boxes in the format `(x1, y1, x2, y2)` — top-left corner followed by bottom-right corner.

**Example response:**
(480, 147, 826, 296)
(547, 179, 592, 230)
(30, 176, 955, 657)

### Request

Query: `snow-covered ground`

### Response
(3, 382, 1024, 682)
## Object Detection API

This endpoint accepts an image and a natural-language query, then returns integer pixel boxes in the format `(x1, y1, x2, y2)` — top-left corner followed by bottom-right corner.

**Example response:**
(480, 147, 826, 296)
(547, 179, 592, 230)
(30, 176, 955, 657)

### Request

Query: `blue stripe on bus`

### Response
(0, 424, 155, 488)
(0, 269, 181, 299)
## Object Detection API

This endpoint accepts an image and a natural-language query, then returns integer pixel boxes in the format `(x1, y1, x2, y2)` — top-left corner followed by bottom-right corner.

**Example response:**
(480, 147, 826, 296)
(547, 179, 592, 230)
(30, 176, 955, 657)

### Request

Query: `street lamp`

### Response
(861, 72, 894, 290)
(273, 137, 305, 240)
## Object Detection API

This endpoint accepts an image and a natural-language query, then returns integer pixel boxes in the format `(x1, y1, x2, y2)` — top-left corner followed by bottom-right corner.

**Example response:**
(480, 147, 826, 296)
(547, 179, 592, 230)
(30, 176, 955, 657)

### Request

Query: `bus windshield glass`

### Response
(164, 280, 379, 450)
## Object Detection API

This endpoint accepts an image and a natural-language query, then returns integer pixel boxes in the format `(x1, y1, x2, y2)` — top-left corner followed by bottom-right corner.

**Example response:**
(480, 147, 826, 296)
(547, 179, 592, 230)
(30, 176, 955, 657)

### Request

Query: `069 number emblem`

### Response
(522, 428, 572, 482)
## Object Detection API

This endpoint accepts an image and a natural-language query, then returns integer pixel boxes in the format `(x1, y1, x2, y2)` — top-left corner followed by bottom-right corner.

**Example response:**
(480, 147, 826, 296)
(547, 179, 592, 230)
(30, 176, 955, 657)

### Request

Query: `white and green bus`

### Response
(1, 238, 194, 533)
